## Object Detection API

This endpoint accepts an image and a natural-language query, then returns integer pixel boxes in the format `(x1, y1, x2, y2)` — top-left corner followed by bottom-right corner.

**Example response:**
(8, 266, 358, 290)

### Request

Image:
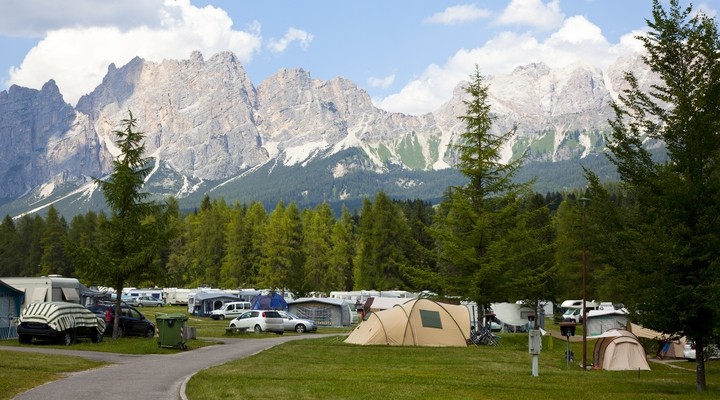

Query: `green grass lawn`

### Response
(185, 334, 720, 400)
(0, 350, 106, 400)
(4, 309, 717, 399)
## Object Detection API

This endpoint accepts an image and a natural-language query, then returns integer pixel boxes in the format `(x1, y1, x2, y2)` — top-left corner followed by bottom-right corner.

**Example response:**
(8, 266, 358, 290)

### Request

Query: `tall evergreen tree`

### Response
(605, 0, 720, 390)
(39, 205, 71, 277)
(67, 110, 168, 339)
(331, 206, 356, 291)
(302, 202, 339, 294)
(354, 192, 413, 290)
(432, 65, 528, 310)
(0, 215, 22, 276)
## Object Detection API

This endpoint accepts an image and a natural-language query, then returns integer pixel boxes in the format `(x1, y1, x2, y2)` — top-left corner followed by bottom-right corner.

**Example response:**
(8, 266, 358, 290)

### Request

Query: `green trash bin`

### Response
(156, 313, 189, 350)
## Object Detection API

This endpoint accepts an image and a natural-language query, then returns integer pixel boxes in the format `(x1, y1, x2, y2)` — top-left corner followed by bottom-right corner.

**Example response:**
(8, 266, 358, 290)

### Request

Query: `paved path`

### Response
(1, 334, 335, 400)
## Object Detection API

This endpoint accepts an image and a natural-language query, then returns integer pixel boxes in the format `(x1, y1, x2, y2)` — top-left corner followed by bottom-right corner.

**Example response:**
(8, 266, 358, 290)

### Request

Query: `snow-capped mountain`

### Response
(0, 51, 652, 216)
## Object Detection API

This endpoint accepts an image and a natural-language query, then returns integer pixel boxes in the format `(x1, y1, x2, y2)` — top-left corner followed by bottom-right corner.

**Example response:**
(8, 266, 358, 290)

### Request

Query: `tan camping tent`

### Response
(593, 329, 650, 371)
(627, 323, 686, 359)
(344, 298, 471, 347)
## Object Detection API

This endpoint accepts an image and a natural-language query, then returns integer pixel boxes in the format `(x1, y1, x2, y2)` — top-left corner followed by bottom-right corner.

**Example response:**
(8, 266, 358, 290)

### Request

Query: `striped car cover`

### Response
(19, 302, 105, 334)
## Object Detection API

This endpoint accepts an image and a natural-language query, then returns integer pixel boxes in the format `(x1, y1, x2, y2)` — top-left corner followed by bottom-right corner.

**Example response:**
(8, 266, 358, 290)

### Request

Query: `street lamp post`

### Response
(579, 197, 590, 370)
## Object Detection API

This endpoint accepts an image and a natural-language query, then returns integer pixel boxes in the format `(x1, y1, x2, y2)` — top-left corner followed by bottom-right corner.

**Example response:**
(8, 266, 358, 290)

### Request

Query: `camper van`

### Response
(560, 299, 599, 323)
(209, 301, 252, 320)
(2, 276, 81, 310)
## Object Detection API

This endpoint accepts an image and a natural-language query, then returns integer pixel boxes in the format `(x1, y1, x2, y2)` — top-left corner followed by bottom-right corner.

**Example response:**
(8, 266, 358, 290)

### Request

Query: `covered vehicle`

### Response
(17, 302, 105, 345)
(87, 303, 156, 337)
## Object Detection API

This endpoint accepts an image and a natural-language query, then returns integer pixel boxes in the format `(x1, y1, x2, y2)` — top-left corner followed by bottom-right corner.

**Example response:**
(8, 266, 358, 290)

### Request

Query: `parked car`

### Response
(17, 302, 105, 345)
(228, 310, 284, 334)
(131, 295, 164, 307)
(87, 303, 156, 338)
(277, 310, 317, 333)
(210, 301, 252, 320)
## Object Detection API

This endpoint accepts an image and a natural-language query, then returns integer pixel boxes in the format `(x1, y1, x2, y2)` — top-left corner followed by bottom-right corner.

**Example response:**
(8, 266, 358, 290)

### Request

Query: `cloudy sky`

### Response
(0, 0, 716, 115)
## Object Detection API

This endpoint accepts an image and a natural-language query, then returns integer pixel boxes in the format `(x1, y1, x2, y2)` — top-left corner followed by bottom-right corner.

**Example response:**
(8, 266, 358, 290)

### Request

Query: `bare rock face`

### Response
(1, 50, 657, 209)
(77, 50, 267, 181)
(0, 80, 78, 198)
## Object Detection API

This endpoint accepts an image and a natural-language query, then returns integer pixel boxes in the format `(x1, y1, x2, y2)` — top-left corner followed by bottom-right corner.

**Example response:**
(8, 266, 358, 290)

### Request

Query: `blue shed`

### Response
(0, 279, 24, 339)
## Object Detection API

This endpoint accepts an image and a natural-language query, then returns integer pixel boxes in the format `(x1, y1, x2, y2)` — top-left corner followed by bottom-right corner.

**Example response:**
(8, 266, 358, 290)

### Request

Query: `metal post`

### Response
(579, 197, 590, 370)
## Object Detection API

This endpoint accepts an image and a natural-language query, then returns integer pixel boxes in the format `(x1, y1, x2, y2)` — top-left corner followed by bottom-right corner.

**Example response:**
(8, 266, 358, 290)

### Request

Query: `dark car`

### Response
(17, 302, 105, 345)
(87, 303, 156, 338)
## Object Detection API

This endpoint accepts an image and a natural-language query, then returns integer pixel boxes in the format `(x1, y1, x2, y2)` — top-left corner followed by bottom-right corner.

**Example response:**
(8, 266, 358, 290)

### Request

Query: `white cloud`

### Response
(497, 0, 564, 31)
(6, 0, 262, 105)
(0, 0, 165, 37)
(424, 4, 492, 25)
(375, 15, 642, 115)
(267, 28, 314, 52)
(368, 74, 395, 89)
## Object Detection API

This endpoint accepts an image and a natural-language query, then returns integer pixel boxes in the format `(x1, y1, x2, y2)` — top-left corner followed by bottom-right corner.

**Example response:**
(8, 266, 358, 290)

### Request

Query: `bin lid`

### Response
(156, 313, 189, 321)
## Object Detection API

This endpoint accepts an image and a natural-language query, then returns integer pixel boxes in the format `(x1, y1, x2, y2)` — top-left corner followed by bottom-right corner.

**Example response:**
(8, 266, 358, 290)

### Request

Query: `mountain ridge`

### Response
(0, 51, 654, 217)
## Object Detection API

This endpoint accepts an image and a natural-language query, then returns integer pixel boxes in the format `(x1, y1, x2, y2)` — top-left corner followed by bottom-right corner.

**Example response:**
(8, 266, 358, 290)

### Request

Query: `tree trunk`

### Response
(113, 286, 123, 340)
(696, 341, 706, 392)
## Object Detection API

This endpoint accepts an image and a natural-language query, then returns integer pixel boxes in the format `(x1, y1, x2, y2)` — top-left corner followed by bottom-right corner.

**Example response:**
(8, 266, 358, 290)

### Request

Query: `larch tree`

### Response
(432, 65, 529, 313)
(68, 110, 168, 339)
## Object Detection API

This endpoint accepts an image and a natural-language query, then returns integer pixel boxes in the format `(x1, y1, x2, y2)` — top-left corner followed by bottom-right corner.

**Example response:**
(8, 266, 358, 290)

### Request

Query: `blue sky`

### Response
(0, 0, 716, 115)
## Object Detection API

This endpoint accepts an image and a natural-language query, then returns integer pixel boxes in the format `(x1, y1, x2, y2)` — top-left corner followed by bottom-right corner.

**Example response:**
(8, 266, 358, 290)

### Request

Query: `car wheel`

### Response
(18, 334, 31, 344)
(253, 324, 262, 333)
(219, 315, 225, 320)
(156, 303, 162, 307)
(145, 326, 155, 338)
(116, 326, 125, 338)
(91, 330, 103, 343)
(294, 324, 306, 334)
(62, 331, 73, 346)
(137, 304, 143, 307)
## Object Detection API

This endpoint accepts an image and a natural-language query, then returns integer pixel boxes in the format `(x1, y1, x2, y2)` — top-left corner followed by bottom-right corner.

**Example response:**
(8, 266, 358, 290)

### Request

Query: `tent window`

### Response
(420, 310, 442, 329)
(31, 287, 48, 302)
(61, 287, 79, 301)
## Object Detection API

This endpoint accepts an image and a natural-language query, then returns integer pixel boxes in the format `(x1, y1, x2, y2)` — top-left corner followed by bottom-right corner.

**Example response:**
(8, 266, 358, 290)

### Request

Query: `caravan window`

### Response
(61, 287, 79, 301)
(31, 287, 47, 303)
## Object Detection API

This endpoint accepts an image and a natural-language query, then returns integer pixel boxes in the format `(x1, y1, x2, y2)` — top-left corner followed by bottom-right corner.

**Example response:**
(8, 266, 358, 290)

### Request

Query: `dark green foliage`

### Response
(601, 0, 720, 391)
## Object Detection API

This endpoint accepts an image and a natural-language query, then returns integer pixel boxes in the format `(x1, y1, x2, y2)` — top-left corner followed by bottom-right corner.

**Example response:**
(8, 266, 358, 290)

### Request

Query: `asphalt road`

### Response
(1, 334, 334, 400)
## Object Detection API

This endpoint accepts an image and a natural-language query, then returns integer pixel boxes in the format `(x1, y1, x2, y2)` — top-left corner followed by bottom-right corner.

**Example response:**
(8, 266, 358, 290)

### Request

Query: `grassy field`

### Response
(3, 306, 718, 399)
(185, 334, 720, 400)
(0, 350, 106, 399)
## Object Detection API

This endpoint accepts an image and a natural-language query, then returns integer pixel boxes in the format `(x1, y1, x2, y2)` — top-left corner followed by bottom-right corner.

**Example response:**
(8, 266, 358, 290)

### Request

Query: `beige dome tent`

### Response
(344, 298, 470, 347)
(592, 329, 650, 371)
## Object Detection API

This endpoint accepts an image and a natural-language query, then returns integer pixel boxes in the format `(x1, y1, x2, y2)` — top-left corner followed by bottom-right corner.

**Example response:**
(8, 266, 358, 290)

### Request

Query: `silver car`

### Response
(229, 310, 284, 334)
(277, 311, 317, 333)
(131, 295, 164, 307)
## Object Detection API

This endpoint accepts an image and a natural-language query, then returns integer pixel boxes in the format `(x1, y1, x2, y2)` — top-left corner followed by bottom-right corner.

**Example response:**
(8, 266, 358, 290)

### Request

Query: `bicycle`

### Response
(468, 326, 500, 346)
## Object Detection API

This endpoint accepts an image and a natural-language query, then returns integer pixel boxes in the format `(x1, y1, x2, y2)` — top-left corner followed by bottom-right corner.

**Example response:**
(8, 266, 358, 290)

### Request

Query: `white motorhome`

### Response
(125, 288, 164, 303)
(560, 299, 599, 323)
(2, 275, 81, 310)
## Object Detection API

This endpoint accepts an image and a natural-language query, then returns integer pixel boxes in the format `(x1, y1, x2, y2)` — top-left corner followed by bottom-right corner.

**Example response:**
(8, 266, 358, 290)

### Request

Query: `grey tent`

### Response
(288, 298, 352, 327)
